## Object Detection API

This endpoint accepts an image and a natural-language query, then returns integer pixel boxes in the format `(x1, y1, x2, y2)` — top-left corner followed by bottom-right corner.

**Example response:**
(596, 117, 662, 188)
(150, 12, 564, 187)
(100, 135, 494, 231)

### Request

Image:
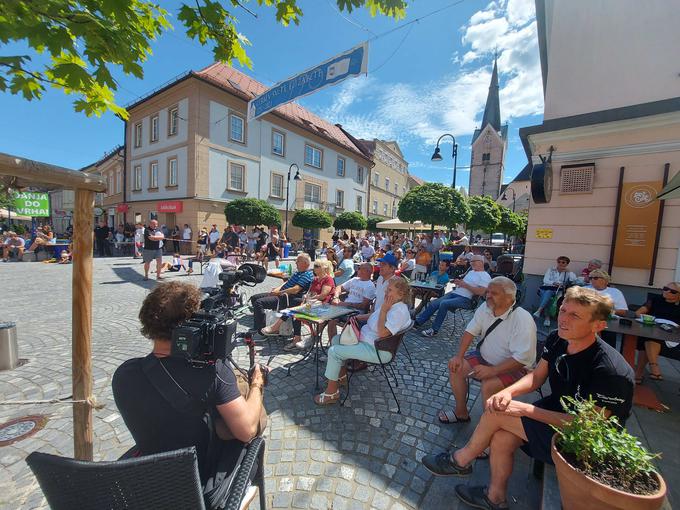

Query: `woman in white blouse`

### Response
(314, 278, 412, 405)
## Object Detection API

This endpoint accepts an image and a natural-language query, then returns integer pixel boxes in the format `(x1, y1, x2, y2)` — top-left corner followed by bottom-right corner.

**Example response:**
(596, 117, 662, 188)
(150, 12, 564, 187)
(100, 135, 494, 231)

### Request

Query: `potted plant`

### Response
(551, 396, 666, 510)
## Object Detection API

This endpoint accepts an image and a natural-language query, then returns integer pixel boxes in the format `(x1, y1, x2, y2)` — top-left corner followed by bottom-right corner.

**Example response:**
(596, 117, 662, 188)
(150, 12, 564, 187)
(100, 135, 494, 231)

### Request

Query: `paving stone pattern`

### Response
(0, 258, 483, 509)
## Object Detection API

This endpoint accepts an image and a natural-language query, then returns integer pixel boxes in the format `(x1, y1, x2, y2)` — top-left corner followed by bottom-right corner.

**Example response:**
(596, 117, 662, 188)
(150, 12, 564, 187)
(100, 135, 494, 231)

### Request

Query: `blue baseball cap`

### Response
(376, 253, 399, 267)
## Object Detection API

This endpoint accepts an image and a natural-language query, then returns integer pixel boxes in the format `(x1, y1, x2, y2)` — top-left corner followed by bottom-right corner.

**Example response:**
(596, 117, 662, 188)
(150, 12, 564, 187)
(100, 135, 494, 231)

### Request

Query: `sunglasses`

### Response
(663, 286, 679, 295)
(590, 276, 605, 281)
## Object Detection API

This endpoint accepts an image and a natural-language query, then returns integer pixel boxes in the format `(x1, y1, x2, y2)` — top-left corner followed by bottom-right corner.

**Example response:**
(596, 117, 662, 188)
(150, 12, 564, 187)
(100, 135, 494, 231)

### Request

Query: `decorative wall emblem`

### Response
(624, 184, 656, 208)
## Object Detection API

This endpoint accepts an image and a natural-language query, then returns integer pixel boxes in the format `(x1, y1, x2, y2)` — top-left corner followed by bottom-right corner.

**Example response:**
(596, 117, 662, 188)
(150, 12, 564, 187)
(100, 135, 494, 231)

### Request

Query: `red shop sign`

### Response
(116, 203, 129, 213)
(157, 201, 183, 213)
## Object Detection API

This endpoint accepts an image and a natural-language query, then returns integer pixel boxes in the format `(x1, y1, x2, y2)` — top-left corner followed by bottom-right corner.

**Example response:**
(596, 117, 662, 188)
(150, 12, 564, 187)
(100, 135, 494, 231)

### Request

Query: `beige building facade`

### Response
(359, 139, 409, 219)
(520, 0, 680, 304)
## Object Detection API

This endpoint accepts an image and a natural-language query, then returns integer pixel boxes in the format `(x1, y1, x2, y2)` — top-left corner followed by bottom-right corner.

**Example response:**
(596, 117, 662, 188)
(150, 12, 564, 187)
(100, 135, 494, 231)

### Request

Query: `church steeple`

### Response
(481, 57, 501, 132)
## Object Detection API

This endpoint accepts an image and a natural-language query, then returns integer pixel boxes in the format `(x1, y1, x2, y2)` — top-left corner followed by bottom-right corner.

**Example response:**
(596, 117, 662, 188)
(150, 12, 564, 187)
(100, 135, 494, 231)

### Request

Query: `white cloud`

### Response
(316, 0, 543, 148)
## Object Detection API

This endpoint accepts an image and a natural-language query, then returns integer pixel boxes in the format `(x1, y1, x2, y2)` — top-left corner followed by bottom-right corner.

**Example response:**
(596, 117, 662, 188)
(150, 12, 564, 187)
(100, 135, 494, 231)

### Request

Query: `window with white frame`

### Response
(229, 113, 245, 143)
(372, 200, 378, 214)
(150, 114, 159, 143)
(133, 165, 142, 190)
(392, 200, 397, 217)
(271, 173, 284, 198)
(357, 166, 364, 184)
(168, 106, 179, 136)
(149, 161, 158, 188)
(394, 183, 398, 195)
(356, 195, 363, 213)
(272, 130, 285, 156)
(385, 177, 390, 191)
(337, 156, 345, 177)
(373, 172, 379, 186)
(336, 190, 344, 208)
(304, 144, 322, 168)
(116, 170, 122, 194)
(134, 123, 142, 148)
(383, 202, 388, 216)
(168, 158, 178, 186)
(304, 182, 321, 203)
(107, 174, 113, 196)
(229, 162, 245, 191)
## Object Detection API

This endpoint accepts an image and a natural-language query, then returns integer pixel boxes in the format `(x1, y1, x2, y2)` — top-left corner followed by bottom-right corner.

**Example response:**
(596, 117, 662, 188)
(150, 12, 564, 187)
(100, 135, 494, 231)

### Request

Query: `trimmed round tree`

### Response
(291, 209, 333, 230)
(398, 183, 471, 232)
(466, 195, 501, 236)
(497, 205, 524, 236)
(366, 216, 383, 232)
(333, 211, 367, 233)
(224, 198, 280, 227)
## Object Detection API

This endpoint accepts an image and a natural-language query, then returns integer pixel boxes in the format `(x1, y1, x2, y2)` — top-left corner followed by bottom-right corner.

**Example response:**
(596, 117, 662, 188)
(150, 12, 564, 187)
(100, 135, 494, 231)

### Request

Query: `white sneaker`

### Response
(543, 318, 551, 327)
(283, 340, 299, 351)
(421, 328, 437, 338)
(295, 337, 313, 349)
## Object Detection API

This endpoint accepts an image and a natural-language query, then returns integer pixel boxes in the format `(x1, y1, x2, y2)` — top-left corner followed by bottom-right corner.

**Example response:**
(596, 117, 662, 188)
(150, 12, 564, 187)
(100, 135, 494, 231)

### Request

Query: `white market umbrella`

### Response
(0, 208, 32, 221)
(375, 218, 425, 230)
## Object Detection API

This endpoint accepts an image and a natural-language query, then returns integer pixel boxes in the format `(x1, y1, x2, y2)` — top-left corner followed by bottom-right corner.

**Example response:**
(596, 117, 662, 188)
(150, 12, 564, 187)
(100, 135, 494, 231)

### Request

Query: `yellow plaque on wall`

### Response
(612, 181, 662, 269)
(535, 228, 553, 239)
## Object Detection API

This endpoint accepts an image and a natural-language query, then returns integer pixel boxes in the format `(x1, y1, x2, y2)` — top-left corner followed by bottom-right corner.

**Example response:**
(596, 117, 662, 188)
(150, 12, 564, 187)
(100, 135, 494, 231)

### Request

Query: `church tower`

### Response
(468, 58, 508, 199)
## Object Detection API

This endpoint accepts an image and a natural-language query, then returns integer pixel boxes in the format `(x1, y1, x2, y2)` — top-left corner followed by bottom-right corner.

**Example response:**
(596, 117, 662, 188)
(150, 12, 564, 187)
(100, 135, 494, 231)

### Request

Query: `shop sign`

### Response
(157, 201, 183, 213)
(13, 191, 50, 217)
(116, 204, 129, 213)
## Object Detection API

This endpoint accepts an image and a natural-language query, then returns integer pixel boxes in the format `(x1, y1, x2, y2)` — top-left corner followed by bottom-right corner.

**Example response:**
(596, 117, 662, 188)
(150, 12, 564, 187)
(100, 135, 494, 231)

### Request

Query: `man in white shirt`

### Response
(181, 224, 192, 255)
(134, 223, 144, 259)
(327, 263, 377, 338)
(2, 232, 25, 261)
(584, 269, 627, 314)
(439, 277, 537, 423)
(457, 232, 470, 246)
(360, 239, 375, 261)
(432, 232, 444, 269)
(417, 255, 491, 337)
(208, 225, 220, 254)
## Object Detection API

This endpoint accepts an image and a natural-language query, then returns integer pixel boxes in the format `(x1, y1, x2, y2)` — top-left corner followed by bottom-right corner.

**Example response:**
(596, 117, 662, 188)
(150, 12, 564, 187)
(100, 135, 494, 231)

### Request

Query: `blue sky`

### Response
(1, 0, 543, 189)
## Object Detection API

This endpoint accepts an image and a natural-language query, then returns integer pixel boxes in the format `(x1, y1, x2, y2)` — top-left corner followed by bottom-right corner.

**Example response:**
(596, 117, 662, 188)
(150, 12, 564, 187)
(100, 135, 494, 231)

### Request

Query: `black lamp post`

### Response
(285, 163, 301, 239)
(501, 187, 516, 212)
(431, 134, 458, 188)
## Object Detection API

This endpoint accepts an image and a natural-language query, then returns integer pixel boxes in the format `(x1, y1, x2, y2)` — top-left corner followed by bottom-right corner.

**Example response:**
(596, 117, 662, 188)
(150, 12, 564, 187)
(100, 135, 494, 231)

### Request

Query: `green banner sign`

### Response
(13, 191, 50, 217)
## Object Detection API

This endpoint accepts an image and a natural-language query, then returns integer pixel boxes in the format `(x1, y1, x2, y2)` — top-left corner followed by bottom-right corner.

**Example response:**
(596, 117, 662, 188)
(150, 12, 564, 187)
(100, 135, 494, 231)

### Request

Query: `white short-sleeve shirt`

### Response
(360, 302, 411, 345)
(342, 277, 376, 305)
(465, 303, 537, 367)
(454, 270, 491, 300)
(586, 285, 628, 311)
(374, 275, 394, 310)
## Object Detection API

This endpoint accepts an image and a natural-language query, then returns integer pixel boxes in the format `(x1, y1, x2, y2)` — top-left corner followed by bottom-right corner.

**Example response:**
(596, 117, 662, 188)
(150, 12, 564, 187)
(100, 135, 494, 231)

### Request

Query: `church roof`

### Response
(482, 58, 501, 132)
(471, 124, 508, 144)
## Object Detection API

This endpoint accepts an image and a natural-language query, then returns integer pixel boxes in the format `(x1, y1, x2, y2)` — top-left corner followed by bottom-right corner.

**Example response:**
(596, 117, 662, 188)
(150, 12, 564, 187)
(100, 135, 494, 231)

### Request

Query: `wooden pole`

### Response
(72, 189, 95, 460)
(607, 167, 625, 275)
(648, 163, 670, 286)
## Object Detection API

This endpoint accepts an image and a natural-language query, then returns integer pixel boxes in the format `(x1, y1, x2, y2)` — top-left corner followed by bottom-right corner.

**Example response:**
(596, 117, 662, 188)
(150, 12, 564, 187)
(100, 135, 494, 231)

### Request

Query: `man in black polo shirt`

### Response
(143, 219, 165, 281)
(422, 286, 634, 510)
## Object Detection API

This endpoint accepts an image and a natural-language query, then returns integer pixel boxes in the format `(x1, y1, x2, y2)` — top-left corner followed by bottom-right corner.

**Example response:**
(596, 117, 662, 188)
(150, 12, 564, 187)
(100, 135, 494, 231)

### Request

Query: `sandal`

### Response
(314, 390, 340, 406)
(438, 410, 471, 424)
(635, 376, 644, 385)
(648, 363, 664, 380)
(338, 374, 348, 388)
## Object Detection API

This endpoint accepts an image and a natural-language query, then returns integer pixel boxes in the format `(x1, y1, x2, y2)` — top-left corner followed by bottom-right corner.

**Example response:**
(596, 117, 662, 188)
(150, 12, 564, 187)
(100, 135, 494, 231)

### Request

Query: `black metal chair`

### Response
(26, 439, 266, 510)
(341, 326, 412, 413)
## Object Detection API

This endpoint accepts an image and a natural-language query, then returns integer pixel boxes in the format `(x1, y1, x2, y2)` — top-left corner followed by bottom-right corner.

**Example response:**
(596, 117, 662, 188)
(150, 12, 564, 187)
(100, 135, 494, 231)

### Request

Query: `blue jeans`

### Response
(537, 288, 557, 311)
(415, 292, 472, 332)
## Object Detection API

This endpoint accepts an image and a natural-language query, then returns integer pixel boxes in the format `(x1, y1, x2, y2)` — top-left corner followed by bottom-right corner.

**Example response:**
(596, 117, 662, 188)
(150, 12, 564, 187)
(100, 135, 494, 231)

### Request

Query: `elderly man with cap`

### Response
(585, 268, 628, 348)
(416, 254, 491, 337)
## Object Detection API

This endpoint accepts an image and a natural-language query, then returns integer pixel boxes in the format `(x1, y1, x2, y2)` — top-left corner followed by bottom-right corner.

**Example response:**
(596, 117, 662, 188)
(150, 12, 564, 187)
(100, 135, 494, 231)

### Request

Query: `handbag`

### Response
(547, 292, 561, 318)
(339, 316, 361, 345)
(264, 294, 294, 336)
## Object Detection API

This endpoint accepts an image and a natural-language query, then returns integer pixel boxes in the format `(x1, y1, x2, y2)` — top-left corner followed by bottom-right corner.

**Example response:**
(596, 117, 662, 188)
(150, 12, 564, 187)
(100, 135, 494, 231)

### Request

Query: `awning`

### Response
(0, 208, 32, 221)
(375, 218, 425, 230)
(656, 171, 680, 200)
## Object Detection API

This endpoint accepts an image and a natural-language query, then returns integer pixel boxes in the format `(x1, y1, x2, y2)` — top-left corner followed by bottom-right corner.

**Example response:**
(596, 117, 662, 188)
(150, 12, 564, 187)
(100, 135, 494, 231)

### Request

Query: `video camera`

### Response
(170, 263, 267, 366)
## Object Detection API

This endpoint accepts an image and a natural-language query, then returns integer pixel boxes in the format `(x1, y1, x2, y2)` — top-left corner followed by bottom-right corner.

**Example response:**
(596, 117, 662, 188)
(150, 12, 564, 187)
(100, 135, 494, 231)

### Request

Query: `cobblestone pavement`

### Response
(0, 257, 490, 510)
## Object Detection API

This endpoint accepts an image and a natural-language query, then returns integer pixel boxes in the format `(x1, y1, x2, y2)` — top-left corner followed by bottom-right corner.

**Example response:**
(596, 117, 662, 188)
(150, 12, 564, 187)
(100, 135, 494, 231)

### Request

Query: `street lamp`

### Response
(431, 134, 458, 188)
(285, 163, 301, 239)
(501, 187, 516, 212)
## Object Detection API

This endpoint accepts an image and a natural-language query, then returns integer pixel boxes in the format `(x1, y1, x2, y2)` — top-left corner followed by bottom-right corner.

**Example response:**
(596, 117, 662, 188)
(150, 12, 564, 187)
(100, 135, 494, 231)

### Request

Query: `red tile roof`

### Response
(195, 63, 368, 159)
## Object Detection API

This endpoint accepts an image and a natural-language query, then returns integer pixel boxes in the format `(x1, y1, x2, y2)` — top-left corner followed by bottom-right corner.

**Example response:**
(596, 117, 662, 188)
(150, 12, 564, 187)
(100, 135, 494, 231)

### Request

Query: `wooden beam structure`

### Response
(0, 153, 105, 460)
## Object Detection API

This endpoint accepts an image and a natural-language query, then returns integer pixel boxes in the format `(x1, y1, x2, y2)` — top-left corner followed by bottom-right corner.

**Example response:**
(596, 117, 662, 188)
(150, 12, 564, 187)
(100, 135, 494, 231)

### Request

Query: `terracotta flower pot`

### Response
(550, 435, 667, 510)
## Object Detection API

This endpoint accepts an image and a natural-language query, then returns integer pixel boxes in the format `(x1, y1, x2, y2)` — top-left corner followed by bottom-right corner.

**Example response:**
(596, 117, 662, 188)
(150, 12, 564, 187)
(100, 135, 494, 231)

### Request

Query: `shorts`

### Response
(520, 396, 561, 464)
(143, 249, 163, 263)
(464, 350, 528, 387)
(198, 244, 207, 253)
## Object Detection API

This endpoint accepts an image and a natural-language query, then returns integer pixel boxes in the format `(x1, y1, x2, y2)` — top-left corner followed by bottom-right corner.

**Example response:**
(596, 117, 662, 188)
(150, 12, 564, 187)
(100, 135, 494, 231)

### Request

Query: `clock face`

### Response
(530, 161, 553, 204)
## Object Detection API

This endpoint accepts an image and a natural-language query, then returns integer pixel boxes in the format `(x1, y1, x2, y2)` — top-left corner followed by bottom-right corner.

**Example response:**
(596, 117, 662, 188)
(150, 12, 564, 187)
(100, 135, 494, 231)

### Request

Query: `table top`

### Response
(282, 304, 356, 323)
(409, 281, 445, 291)
(605, 317, 679, 342)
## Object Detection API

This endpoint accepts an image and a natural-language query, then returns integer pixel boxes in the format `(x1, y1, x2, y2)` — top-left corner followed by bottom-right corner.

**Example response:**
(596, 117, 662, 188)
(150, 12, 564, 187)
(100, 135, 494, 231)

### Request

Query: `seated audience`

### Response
(533, 256, 577, 327)
(429, 260, 451, 285)
(422, 287, 633, 510)
(483, 250, 496, 273)
(27, 225, 55, 253)
(416, 255, 491, 338)
(580, 258, 603, 284)
(334, 246, 355, 286)
(2, 232, 25, 261)
(414, 245, 432, 281)
(461, 245, 474, 262)
(314, 277, 412, 405)
(450, 256, 469, 279)
(327, 263, 377, 339)
(399, 249, 416, 278)
(250, 254, 313, 333)
(261, 259, 334, 350)
(585, 269, 628, 348)
(634, 281, 680, 382)
(439, 277, 536, 423)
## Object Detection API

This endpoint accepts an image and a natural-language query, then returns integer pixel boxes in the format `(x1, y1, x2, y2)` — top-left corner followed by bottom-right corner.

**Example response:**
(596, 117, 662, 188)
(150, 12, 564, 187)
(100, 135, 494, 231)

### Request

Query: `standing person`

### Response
(208, 225, 220, 254)
(224, 226, 240, 251)
(94, 221, 111, 257)
(303, 229, 316, 261)
(534, 256, 577, 327)
(457, 232, 469, 246)
(432, 231, 444, 270)
(196, 228, 208, 260)
(181, 224, 193, 255)
(171, 225, 181, 253)
(247, 228, 258, 256)
(143, 219, 165, 281)
(265, 235, 282, 268)
(360, 239, 375, 261)
(134, 222, 144, 259)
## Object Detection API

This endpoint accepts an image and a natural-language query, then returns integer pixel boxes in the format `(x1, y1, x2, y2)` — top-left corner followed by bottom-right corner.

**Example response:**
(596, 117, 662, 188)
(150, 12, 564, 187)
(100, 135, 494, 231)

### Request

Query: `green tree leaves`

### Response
(1, 0, 407, 117)
(398, 183, 471, 232)
(333, 211, 367, 231)
(467, 195, 501, 234)
(497, 205, 527, 237)
(292, 209, 332, 229)
(366, 216, 383, 232)
(224, 197, 280, 226)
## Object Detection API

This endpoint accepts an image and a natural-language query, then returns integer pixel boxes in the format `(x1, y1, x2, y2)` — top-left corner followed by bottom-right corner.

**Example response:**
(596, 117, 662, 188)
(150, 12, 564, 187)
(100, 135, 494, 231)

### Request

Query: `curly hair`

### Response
(139, 282, 202, 340)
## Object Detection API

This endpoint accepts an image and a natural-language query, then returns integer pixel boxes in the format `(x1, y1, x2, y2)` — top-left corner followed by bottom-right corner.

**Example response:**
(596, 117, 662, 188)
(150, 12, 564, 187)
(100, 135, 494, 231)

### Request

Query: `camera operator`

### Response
(112, 281, 265, 487)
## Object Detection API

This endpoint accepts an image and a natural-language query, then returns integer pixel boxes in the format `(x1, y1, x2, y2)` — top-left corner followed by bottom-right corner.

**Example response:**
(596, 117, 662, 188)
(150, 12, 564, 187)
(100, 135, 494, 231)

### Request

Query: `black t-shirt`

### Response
(266, 241, 280, 258)
(540, 331, 634, 424)
(646, 294, 680, 324)
(112, 354, 240, 481)
(144, 228, 161, 250)
(225, 231, 239, 249)
(94, 225, 109, 240)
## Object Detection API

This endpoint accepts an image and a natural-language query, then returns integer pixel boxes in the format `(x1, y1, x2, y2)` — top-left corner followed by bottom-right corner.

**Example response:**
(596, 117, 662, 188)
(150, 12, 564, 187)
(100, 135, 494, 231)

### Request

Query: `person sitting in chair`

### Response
(422, 287, 633, 510)
(534, 256, 577, 328)
(314, 277, 412, 406)
(415, 255, 491, 338)
(2, 231, 25, 262)
(438, 277, 536, 424)
(327, 262, 377, 339)
(113, 282, 266, 490)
